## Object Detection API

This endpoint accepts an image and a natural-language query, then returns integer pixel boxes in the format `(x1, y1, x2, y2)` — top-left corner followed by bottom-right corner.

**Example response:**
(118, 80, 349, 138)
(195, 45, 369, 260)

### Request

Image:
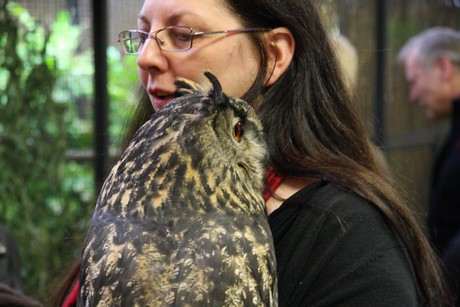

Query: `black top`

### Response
(269, 181, 424, 306)
(428, 99, 460, 255)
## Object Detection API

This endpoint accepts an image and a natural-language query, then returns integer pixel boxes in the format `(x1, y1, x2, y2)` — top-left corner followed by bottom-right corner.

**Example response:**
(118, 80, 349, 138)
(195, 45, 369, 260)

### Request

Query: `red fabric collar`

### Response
(263, 168, 286, 202)
(62, 280, 78, 307)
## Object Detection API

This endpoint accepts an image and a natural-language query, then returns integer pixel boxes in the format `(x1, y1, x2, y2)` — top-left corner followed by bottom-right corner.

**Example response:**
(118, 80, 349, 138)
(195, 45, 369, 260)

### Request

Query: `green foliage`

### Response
(0, 0, 139, 302)
(107, 46, 139, 149)
(1, 1, 74, 300)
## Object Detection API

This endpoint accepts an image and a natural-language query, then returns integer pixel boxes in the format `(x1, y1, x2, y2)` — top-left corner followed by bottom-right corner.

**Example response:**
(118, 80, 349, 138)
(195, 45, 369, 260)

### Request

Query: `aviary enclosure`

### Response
(0, 0, 459, 303)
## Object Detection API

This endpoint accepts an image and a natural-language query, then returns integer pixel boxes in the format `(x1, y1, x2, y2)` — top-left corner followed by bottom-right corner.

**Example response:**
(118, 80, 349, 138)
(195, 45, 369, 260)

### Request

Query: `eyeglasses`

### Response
(118, 26, 271, 54)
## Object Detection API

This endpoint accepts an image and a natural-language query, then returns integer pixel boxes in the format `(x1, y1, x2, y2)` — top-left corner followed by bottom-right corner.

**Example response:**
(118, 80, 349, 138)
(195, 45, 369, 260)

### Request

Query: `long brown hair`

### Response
(226, 0, 450, 305)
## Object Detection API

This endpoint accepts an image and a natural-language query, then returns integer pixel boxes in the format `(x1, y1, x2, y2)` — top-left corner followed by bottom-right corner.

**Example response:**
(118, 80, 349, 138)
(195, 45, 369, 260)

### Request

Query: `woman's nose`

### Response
(137, 38, 167, 72)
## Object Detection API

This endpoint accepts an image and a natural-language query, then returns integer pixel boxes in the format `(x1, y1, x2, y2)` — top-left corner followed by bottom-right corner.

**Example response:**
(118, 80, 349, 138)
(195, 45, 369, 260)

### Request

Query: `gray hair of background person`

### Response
(397, 27, 460, 68)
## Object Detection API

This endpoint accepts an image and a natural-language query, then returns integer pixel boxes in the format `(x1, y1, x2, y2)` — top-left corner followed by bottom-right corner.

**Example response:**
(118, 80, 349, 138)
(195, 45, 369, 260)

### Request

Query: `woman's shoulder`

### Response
(274, 180, 389, 227)
(308, 181, 386, 222)
(269, 180, 408, 261)
(270, 181, 423, 306)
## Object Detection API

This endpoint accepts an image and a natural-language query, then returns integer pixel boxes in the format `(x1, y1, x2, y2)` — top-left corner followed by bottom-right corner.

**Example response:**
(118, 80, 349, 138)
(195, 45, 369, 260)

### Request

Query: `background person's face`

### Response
(405, 50, 452, 120)
(136, 0, 261, 112)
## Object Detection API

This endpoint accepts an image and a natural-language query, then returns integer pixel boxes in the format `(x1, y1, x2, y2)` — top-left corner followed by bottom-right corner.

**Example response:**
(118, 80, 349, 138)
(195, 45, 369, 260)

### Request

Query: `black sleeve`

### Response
(269, 183, 424, 307)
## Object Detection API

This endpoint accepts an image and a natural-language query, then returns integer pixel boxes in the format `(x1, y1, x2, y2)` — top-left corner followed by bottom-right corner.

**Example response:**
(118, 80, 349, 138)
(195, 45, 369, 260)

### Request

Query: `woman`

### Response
(55, 0, 449, 305)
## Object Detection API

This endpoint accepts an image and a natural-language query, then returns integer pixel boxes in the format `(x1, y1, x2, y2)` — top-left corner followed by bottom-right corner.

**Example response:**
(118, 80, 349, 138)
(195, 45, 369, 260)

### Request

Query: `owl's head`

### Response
(113, 72, 268, 215)
(176, 71, 267, 191)
(132, 72, 267, 204)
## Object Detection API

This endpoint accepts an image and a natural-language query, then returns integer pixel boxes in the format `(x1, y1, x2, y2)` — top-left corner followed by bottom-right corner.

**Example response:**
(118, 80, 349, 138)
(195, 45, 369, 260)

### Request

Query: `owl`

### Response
(78, 72, 277, 306)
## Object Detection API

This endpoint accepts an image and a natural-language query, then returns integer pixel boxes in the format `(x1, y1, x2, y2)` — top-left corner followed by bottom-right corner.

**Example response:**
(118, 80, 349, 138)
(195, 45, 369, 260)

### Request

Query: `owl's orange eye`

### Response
(233, 122, 244, 142)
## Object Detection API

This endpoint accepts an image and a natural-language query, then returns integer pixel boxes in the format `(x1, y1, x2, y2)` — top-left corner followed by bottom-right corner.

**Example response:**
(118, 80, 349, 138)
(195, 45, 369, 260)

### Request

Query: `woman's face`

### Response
(137, 0, 262, 111)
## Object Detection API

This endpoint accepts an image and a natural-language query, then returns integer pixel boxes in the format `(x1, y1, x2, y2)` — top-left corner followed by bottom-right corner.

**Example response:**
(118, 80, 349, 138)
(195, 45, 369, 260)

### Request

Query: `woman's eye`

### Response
(174, 32, 190, 42)
(233, 122, 244, 142)
(138, 32, 148, 43)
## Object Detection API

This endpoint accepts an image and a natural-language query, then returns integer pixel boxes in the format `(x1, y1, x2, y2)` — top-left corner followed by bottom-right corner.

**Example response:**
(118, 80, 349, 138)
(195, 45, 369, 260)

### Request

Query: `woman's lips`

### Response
(148, 87, 175, 110)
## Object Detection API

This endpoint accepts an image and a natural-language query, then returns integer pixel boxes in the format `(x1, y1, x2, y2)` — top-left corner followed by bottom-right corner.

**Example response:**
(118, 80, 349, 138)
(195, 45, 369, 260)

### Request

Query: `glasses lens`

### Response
(157, 27, 192, 51)
(119, 31, 144, 54)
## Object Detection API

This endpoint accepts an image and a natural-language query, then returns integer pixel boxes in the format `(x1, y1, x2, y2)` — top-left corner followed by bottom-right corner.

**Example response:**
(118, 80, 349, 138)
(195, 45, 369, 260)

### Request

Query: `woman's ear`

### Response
(265, 27, 295, 86)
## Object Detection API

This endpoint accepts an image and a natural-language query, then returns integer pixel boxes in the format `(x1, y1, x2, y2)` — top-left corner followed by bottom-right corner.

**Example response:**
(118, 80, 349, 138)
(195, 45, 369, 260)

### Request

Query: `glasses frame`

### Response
(118, 26, 272, 54)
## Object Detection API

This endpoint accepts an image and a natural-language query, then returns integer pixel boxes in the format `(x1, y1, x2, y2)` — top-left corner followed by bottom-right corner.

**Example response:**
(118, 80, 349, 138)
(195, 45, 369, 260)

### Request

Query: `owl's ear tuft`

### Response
(204, 71, 222, 96)
(175, 72, 228, 107)
(204, 71, 228, 107)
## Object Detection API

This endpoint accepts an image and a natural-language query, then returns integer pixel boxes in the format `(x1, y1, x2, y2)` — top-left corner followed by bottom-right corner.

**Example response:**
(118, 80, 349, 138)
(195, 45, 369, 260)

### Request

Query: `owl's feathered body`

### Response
(78, 72, 277, 306)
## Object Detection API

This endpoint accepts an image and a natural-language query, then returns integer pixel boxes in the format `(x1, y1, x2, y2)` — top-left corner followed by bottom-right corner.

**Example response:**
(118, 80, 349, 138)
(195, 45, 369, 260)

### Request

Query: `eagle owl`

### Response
(78, 72, 277, 306)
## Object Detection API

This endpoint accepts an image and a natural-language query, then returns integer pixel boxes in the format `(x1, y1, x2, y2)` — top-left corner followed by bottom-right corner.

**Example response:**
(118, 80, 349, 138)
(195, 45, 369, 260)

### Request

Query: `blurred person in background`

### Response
(0, 224, 22, 292)
(0, 224, 43, 306)
(398, 26, 460, 306)
(329, 33, 359, 96)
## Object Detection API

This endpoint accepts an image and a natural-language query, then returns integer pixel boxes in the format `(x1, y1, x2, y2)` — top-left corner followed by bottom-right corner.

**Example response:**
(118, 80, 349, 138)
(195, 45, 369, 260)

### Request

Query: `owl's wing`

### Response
(170, 211, 277, 306)
(79, 212, 174, 306)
